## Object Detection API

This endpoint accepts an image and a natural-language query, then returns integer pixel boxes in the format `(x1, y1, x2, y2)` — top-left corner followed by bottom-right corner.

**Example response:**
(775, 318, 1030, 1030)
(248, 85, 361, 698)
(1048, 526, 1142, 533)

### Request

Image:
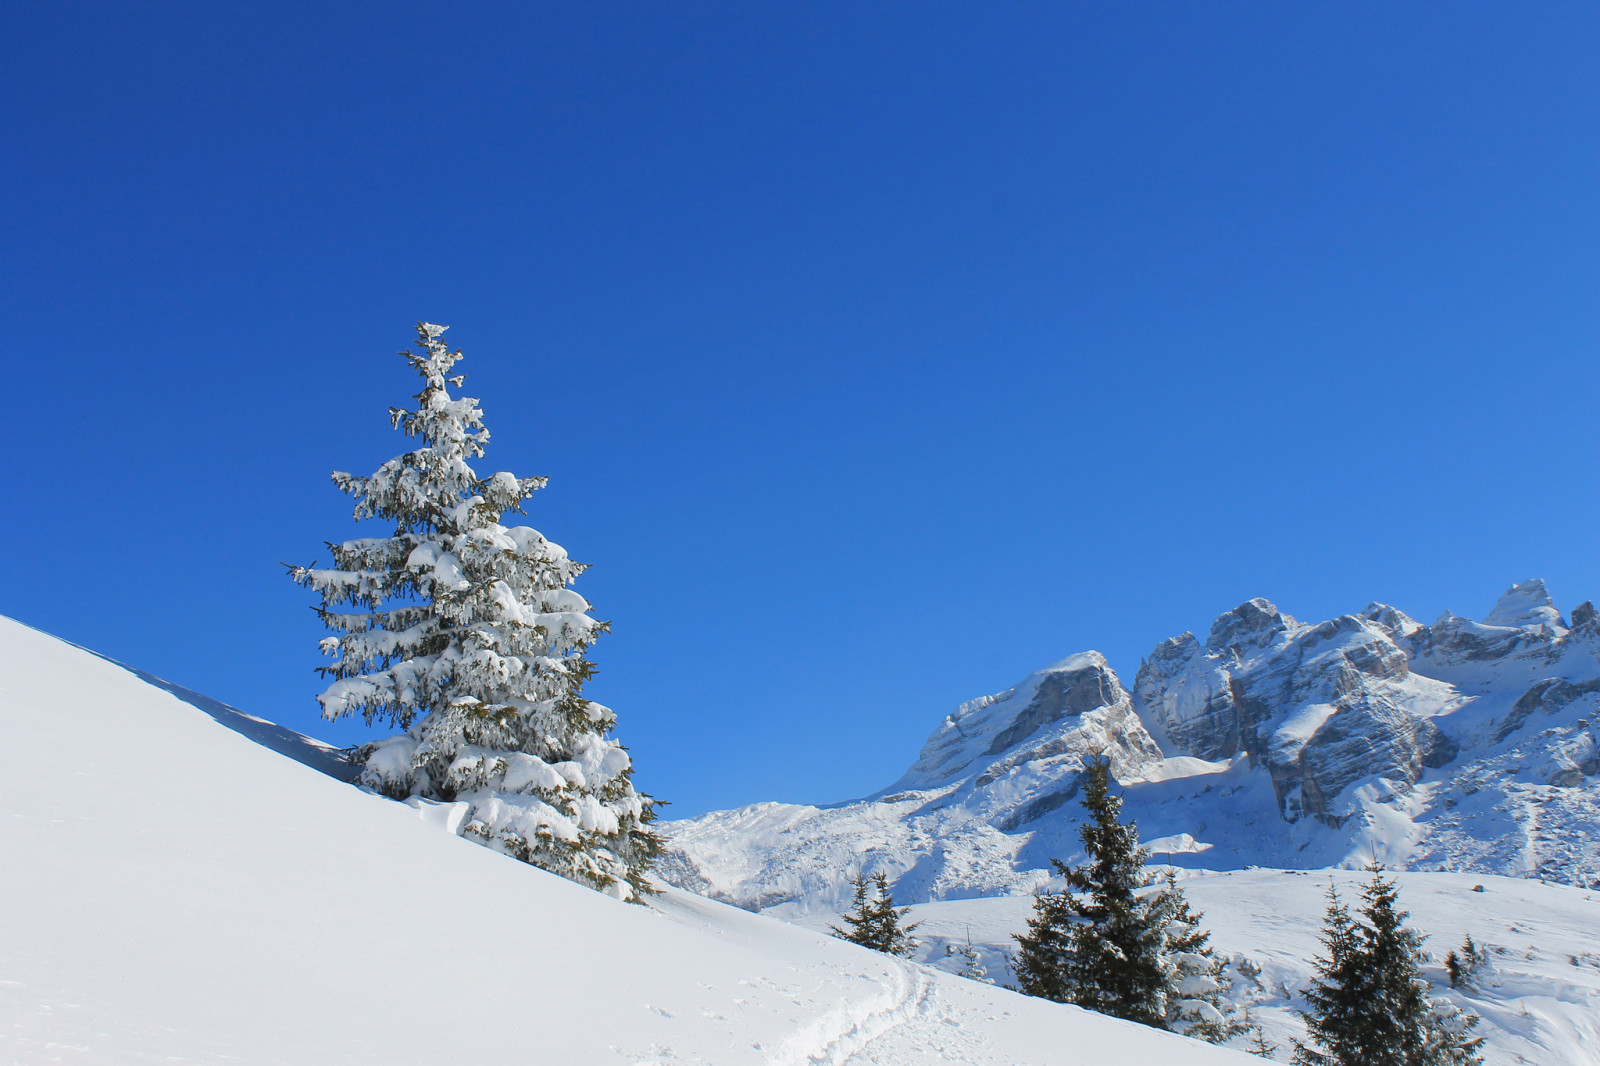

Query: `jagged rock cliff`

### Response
(1132, 597, 1459, 825)
(659, 581, 1600, 914)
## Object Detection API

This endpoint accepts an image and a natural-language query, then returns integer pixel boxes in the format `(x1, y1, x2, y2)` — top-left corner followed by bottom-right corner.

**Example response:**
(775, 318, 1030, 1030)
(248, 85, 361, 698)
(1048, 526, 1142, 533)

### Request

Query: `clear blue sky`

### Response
(4, 3, 1595, 817)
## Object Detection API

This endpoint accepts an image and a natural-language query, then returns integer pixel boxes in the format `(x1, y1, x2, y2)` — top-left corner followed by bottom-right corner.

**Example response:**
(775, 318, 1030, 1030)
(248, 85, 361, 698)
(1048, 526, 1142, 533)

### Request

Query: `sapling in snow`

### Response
(288, 322, 660, 900)
(945, 927, 993, 984)
(1445, 935, 1490, 991)
(830, 870, 920, 957)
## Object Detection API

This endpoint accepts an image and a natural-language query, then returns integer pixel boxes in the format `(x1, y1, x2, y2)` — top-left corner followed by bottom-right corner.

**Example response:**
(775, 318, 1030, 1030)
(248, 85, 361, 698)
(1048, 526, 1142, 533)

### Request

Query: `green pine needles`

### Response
(830, 870, 921, 957)
(1011, 754, 1242, 1042)
(1294, 868, 1485, 1066)
(289, 323, 661, 901)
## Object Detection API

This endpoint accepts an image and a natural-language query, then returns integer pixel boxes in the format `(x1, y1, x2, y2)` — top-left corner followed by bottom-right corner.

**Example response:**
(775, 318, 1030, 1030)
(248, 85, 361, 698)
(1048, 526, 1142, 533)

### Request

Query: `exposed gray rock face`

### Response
(1136, 600, 1443, 824)
(1135, 581, 1599, 827)
(897, 651, 1160, 792)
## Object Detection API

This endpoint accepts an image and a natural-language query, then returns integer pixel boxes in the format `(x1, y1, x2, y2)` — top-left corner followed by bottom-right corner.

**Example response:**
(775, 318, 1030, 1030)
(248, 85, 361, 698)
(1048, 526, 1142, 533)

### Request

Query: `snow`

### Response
(1485, 579, 1566, 632)
(859, 869, 1600, 1066)
(0, 615, 1253, 1065)
(657, 584, 1600, 1062)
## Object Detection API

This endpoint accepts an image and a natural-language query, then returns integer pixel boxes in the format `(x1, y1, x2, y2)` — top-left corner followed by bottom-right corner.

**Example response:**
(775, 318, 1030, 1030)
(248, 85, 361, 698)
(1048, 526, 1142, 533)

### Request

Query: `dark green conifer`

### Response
(1012, 755, 1167, 1028)
(1444, 935, 1489, 990)
(1294, 883, 1367, 1066)
(830, 870, 919, 957)
(1295, 868, 1485, 1066)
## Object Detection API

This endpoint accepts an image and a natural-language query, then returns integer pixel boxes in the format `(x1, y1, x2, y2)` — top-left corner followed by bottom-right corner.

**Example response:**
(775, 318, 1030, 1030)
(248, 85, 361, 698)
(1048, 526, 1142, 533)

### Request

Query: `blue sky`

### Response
(4, 3, 1595, 817)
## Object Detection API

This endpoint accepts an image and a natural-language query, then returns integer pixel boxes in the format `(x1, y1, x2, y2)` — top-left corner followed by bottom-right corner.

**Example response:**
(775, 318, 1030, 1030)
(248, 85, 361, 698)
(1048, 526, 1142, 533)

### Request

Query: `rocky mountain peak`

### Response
(1486, 578, 1566, 630)
(1206, 597, 1295, 653)
(892, 651, 1157, 792)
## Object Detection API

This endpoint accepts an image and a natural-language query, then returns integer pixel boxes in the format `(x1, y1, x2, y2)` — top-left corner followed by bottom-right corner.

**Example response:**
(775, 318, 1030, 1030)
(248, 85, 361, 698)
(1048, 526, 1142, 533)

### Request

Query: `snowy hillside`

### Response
(657, 581, 1600, 1064)
(0, 615, 1255, 1065)
(829, 870, 1600, 1066)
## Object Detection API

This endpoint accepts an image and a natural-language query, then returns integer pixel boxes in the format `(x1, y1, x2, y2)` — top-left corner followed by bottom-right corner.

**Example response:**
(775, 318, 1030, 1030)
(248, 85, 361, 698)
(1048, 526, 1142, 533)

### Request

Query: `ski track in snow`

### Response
(762, 962, 925, 1066)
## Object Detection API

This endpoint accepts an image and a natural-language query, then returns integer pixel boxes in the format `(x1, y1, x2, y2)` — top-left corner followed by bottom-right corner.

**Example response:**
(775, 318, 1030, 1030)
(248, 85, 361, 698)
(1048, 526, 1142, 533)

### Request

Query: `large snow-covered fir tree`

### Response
(288, 322, 661, 900)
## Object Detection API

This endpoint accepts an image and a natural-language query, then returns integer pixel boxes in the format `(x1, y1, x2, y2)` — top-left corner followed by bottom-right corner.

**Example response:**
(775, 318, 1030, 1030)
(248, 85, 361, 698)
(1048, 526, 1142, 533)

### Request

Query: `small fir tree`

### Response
(1444, 935, 1490, 991)
(288, 323, 661, 900)
(830, 871, 920, 956)
(1238, 1006, 1280, 1058)
(945, 928, 993, 984)
(1012, 755, 1168, 1029)
(1294, 869, 1484, 1066)
(831, 871, 877, 947)
(1152, 870, 1247, 1043)
(1420, 1003, 1487, 1066)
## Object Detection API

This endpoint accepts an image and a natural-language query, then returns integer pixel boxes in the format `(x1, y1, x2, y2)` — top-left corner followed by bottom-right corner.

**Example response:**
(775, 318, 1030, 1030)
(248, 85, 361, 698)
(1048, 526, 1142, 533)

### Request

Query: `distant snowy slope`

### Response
(0, 615, 1253, 1065)
(859, 870, 1600, 1066)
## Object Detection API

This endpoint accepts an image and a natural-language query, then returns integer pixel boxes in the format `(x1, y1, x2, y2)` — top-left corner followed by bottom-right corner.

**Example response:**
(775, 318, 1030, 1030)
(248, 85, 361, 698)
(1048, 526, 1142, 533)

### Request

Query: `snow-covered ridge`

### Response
(661, 580, 1600, 912)
(0, 614, 1254, 1065)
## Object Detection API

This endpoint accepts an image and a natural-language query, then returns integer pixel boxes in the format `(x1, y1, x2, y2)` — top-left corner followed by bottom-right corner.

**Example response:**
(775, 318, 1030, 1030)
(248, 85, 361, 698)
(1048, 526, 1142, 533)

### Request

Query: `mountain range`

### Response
(659, 580, 1600, 913)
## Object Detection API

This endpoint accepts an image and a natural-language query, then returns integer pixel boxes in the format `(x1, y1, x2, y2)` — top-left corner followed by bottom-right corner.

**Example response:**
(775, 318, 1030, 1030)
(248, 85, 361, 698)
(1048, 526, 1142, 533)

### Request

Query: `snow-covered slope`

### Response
(860, 870, 1600, 1066)
(0, 615, 1254, 1065)
(657, 582, 1600, 1063)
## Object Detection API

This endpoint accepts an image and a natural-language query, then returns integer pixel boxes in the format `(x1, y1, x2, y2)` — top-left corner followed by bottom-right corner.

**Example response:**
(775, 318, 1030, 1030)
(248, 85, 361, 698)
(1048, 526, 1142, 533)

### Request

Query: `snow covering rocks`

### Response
(658, 582, 1600, 1060)
(0, 614, 1256, 1065)
(897, 651, 1160, 791)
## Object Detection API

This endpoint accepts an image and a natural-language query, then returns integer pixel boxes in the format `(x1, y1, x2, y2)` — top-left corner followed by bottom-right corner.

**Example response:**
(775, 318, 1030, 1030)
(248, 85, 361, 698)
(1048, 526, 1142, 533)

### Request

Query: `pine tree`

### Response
(1294, 883, 1367, 1066)
(830, 871, 920, 956)
(830, 871, 877, 947)
(1294, 870, 1485, 1066)
(1444, 935, 1489, 991)
(1244, 1014, 1279, 1059)
(288, 322, 661, 900)
(1420, 1003, 1486, 1066)
(869, 871, 921, 957)
(1152, 870, 1247, 1043)
(1012, 754, 1167, 1028)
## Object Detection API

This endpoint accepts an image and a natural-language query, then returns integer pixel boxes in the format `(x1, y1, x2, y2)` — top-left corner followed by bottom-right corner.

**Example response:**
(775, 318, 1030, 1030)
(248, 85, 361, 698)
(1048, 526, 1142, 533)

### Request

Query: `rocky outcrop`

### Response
(1134, 599, 1449, 825)
(895, 651, 1161, 794)
(660, 653, 1165, 912)
(1134, 580, 1600, 827)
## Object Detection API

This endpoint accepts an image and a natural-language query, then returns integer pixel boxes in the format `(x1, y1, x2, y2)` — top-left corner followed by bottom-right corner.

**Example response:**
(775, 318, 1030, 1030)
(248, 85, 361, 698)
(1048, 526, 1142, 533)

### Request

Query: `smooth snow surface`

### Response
(0, 616, 1252, 1065)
